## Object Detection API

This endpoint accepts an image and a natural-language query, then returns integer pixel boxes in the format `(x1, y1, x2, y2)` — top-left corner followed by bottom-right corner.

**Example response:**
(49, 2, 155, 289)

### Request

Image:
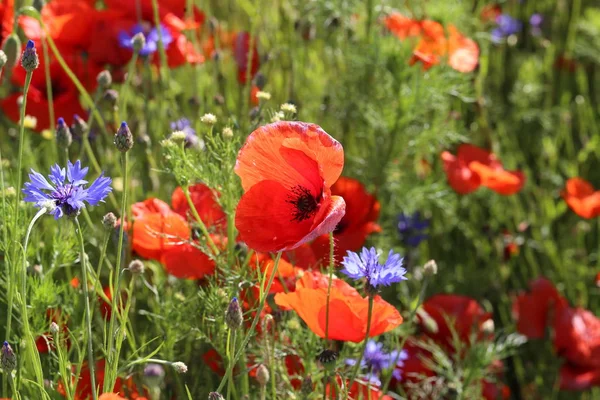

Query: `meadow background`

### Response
(0, 0, 599, 399)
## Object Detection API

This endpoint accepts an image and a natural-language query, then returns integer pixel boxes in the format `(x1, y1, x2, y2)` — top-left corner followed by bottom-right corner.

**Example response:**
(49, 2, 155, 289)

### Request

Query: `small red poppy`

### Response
(310, 176, 381, 265)
(132, 209, 190, 260)
(554, 307, 600, 369)
(274, 271, 402, 342)
(447, 25, 479, 73)
(171, 183, 226, 230)
(383, 12, 423, 40)
(235, 122, 346, 252)
(562, 178, 600, 219)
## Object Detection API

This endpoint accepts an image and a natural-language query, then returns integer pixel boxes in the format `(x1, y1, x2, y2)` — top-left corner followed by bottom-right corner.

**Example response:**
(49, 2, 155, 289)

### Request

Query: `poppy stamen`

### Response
(286, 185, 320, 222)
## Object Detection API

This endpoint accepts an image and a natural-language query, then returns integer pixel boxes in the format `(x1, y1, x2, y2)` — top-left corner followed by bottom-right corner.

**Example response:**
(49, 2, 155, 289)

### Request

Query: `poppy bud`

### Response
(225, 297, 243, 330)
(71, 114, 89, 139)
(55, 117, 73, 149)
(255, 364, 269, 386)
(300, 375, 313, 395)
(21, 40, 40, 72)
(172, 361, 188, 374)
(0, 50, 7, 69)
(114, 121, 134, 152)
(128, 260, 145, 274)
(2, 34, 21, 71)
(1, 341, 16, 372)
(423, 259, 438, 276)
(103, 89, 119, 107)
(102, 212, 117, 230)
(208, 392, 224, 400)
(96, 70, 112, 89)
(132, 32, 146, 53)
(49, 322, 59, 335)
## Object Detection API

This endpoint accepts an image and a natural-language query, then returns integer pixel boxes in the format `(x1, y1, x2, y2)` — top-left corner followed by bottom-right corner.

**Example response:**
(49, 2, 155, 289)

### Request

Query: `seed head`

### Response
(255, 364, 270, 386)
(225, 297, 243, 330)
(208, 392, 225, 400)
(172, 361, 188, 374)
(102, 212, 117, 230)
(128, 260, 145, 274)
(103, 89, 119, 107)
(96, 70, 112, 89)
(170, 130, 187, 144)
(132, 32, 146, 53)
(270, 111, 285, 123)
(200, 113, 217, 126)
(1, 341, 16, 372)
(21, 40, 39, 72)
(114, 121, 134, 152)
(423, 259, 438, 276)
(55, 117, 73, 149)
(0, 50, 7, 68)
(2, 34, 21, 71)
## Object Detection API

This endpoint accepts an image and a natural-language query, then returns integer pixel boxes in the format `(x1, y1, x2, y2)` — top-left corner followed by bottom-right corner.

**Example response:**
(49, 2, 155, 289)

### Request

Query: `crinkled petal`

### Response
(86, 173, 112, 205)
(67, 160, 89, 186)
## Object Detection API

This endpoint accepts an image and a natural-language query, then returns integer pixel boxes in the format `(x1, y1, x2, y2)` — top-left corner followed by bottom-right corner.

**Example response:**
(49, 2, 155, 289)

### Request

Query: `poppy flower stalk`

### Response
(182, 184, 220, 256)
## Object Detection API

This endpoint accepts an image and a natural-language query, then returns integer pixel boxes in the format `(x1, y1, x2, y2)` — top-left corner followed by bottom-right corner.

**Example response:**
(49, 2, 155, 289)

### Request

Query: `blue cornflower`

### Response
(118, 23, 173, 56)
(22, 160, 112, 219)
(345, 340, 408, 385)
(397, 212, 429, 248)
(491, 14, 522, 43)
(341, 247, 406, 291)
(170, 118, 200, 148)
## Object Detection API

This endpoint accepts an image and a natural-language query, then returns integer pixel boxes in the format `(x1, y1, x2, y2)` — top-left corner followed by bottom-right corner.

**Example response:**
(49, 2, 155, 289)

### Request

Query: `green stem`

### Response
(183, 185, 220, 256)
(119, 52, 139, 121)
(324, 232, 335, 341)
(150, 0, 170, 82)
(348, 294, 374, 387)
(41, 38, 55, 133)
(104, 151, 129, 392)
(74, 218, 97, 400)
(216, 252, 283, 393)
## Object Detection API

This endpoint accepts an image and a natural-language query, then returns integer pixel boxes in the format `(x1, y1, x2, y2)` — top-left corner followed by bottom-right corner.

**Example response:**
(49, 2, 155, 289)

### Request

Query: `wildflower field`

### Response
(0, 0, 599, 399)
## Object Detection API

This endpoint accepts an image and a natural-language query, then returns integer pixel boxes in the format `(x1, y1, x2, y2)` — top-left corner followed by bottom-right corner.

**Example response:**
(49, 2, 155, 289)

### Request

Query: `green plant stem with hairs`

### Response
(216, 252, 283, 393)
(104, 151, 129, 393)
(322, 232, 335, 399)
(74, 217, 98, 400)
(348, 293, 374, 387)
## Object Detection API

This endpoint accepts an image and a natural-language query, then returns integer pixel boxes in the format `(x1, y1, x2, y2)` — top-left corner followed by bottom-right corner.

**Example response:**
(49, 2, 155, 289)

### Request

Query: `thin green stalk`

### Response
(216, 252, 283, 393)
(119, 52, 139, 121)
(19, 207, 50, 399)
(41, 38, 55, 133)
(7, 69, 33, 348)
(348, 294, 374, 387)
(183, 185, 220, 256)
(74, 218, 98, 400)
(324, 232, 335, 340)
(150, 0, 170, 82)
(104, 151, 129, 393)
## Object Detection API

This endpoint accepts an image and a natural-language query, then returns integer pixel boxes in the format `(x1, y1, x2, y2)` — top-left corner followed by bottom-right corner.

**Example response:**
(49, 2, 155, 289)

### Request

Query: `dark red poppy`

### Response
(419, 294, 493, 350)
(480, 4, 502, 23)
(559, 364, 600, 391)
(103, 0, 205, 26)
(171, 184, 226, 230)
(235, 122, 346, 252)
(441, 144, 525, 195)
(203, 348, 226, 376)
(275, 271, 402, 342)
(233, 32, 260, 84)
(554, 307, 600, 369)
(310, 177, 381, 266)
(561, 178, 600, 219)
(512, 277, 567, 339)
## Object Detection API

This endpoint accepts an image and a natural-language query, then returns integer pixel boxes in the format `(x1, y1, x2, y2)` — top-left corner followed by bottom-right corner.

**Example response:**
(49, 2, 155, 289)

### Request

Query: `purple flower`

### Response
(345, 340, 408, 385)
(341, 247, 406, 290)
(530, 14, 543, 36)
(397, 212, 429, 248)
(491, 14, 522, 43)
(170, 118, 200, 148)
(118, 23, 173, 56)
(23, 160, 112, 219)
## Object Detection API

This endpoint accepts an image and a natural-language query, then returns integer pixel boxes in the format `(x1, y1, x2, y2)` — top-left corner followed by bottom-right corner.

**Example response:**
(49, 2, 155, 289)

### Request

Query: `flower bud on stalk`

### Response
(114, 121, 134, 152)
(21, 40, 39, 72)
(56, 117, 73, 149)
(1, 341, 16, 372)
(225, 297, 243, 330)
(2, 34, 21, 71)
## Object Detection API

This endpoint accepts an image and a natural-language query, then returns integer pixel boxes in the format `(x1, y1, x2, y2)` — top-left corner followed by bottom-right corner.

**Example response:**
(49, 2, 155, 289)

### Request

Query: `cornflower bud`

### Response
(55, 117, 73, 149)
(225, 297, 243, 330)
(103, 89, 119, 107)
(71, 114, 89, 139)
(102, 212, 117, 230)
(21, 40, 39, 72)
(1, 341, 16, 372)
(114, 121, 134, 152)
(96, 70, 112, 89)
(132, 32, 146, 53)
(255, 364, 270, 386)
(208, 392, 225, 400)
(128, 260, 145, 274)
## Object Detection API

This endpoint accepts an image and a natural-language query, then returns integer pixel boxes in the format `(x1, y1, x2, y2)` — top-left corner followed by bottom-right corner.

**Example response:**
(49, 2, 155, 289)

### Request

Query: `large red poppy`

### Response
(561, 178, 600, 219)
(235, 122, 346, 253)
(132, 206, 190, 261)
(171, 183, 227, 230)
(559, 364, 600, 391)
(274, 271, 402, 342)
(441, 144, 525, 195)
(310, 177, 381, 265)
(512, 277, 567, 339)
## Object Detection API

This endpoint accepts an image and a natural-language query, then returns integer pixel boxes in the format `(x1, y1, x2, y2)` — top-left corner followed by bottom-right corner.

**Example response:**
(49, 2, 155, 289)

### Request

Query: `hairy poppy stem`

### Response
(324, 232, 335, 341)
(104, 151, 129, 393)
(348, 294, 374, 388)
(75, 218, 98, 400)
(215, 252, 283, 393)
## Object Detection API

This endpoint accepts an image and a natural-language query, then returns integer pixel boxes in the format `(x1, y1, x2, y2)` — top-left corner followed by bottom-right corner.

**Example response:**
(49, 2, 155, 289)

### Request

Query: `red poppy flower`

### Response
(554, 307, 600, 369)
(559, 364, 600, 391)
(235, 122, 346, 253)
(171, 184, 226, 230)
(419, 294, 492, 349)
(0, 0, 14, 42)
(103, 0, 205, 26)
(480, 4, 502, 23)
(482, 380, 511, 400)
(384, 12, 422, 39)
(132, 198, 173, 218)
(99, 394, 126, 400)
(233, 32, 260, 84)
(512, 277, 567, 339)
(132, 207, 190, 260)
(310, 177, 381, 265)
(595, 272, 600, 288)
(409, 21, 447, 70)
(203, 348, 226, 376)
(274, 271, 402, 342)
(447, 25, 479, 73)
(282, 243, 319, 269)
(561, 178, 600, 219)
(326, 377, 392, 400)
(160, 239, 219, 279)
(441, 144, 525, 195)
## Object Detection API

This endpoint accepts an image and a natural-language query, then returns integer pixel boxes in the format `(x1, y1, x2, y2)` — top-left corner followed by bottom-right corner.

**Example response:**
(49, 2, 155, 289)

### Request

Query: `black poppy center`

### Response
(286, 185, 321, 222)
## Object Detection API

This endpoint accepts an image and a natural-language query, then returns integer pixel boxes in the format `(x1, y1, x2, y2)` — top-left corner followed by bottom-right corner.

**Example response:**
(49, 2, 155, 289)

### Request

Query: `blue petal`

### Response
(67, 160, 89, 186)
(27, 169, 55, 191)
(49, 164, 66, 186)
(85, 173, 112, 205)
